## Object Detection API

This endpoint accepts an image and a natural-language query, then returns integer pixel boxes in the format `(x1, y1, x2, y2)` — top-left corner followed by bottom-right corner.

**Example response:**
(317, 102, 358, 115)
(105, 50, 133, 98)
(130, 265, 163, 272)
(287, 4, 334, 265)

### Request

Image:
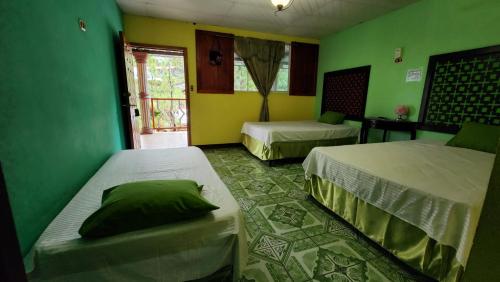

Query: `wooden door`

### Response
(118, 32, 141, 149)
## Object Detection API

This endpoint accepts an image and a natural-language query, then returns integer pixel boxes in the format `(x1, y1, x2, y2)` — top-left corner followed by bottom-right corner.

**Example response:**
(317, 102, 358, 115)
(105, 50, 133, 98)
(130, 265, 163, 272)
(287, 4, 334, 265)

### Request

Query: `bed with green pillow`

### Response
(26, 147, 247, 282)
(241, 111, 359, 162)
(302, 123, 498, 281)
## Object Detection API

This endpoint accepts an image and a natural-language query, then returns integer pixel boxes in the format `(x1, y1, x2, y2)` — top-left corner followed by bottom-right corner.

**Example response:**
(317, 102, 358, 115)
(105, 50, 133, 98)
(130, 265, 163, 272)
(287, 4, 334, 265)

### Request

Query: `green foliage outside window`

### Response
(146, 55, 185, 98)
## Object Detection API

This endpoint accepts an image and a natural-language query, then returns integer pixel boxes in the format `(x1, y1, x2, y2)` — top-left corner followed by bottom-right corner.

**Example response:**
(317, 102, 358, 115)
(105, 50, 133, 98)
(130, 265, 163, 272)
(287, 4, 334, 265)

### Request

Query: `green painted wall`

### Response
(317, 0, 500, 142)
(0, 0, 124, 255)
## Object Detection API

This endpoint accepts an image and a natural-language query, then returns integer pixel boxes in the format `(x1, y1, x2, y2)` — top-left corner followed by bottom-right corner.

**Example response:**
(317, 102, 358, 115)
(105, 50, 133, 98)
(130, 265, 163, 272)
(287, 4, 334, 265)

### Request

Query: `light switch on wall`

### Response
(394, 47, 402, 63)
(79, 18, 86, 32)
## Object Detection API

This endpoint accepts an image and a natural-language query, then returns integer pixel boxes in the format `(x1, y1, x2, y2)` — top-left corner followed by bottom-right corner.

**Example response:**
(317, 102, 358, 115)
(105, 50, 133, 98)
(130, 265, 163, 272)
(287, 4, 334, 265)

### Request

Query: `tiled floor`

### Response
(203, 147, 432, 282)
(140, 131, 187, 149)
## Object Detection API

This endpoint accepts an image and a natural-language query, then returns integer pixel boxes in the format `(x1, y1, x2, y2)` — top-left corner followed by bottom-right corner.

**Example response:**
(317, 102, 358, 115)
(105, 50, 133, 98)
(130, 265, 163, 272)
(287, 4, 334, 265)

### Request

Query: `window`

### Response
(234, 44, 290, 92)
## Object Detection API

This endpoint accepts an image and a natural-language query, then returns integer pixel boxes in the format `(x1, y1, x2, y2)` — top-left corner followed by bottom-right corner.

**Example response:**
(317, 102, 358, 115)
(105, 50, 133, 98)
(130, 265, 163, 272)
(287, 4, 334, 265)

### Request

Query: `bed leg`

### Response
(267, 160, 274, 167)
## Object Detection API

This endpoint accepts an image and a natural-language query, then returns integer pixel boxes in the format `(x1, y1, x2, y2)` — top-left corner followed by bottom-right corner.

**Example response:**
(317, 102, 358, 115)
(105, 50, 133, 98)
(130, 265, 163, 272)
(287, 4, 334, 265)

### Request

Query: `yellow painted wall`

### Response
(123, 15, 319, 145)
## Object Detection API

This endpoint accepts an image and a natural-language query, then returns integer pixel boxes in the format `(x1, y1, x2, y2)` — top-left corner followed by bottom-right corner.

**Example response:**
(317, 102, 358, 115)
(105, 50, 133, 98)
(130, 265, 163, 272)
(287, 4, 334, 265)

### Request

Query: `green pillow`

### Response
(446, 122, 500, 153)
(318, 111, 345, 124)
(79, 180, 219, 238)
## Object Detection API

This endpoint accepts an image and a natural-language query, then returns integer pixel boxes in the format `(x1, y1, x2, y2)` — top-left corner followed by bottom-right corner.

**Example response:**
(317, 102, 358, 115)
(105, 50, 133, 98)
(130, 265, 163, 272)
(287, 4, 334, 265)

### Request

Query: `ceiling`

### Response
(117, 0, 419, 38)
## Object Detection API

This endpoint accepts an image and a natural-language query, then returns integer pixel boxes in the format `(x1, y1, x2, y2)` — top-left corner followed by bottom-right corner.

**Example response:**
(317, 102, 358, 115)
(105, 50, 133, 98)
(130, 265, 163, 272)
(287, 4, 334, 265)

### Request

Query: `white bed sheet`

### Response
(302, 140, 494, 266)
(26, 147, 247, 282)
(241, 120, 359, 146)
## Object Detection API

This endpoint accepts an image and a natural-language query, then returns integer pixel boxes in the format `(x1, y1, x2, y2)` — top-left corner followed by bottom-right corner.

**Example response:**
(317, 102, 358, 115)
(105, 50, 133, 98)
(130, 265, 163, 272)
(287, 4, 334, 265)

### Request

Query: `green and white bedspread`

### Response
(302, 140, 494, 267)
(241, 120, 359, 147)
(25, 147, 247, 282)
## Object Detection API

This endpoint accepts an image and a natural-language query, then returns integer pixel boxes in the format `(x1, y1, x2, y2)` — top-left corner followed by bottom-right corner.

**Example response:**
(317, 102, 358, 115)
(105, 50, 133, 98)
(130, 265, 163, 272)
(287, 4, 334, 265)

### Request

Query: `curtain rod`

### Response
(132, 47, 184, 55)
(214, 34, 234, 39)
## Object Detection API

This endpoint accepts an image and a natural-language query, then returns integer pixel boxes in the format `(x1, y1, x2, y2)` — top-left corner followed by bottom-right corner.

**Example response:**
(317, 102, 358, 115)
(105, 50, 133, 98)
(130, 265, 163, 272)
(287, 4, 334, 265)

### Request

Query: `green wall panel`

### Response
(316, 0, 500, 142)
(0, 0, 124, 255)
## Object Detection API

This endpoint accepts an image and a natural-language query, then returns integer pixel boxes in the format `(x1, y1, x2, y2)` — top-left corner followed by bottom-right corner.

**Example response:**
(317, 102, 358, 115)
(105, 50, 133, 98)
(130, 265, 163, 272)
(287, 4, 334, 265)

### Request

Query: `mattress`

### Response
(241, 120, 359, 147)
(302, 140, 494, 266)
(26, 147, 247, 281)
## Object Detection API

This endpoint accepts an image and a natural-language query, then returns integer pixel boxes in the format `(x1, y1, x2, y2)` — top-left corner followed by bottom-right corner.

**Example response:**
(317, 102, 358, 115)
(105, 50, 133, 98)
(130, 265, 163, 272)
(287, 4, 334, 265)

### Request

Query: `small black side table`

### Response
(360, 117, 418, 144)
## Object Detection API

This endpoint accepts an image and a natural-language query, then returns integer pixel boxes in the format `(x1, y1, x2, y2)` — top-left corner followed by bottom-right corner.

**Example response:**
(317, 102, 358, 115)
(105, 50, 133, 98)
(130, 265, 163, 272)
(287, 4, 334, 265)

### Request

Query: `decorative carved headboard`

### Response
(419, 45, 500, 133)
(321, 66, 370, 121)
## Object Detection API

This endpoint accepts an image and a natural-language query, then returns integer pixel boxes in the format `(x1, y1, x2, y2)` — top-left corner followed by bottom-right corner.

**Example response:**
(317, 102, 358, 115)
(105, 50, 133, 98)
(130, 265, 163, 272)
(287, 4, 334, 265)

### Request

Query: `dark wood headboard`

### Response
(321, 65, 371, 121)
(419, 45, 500, 133)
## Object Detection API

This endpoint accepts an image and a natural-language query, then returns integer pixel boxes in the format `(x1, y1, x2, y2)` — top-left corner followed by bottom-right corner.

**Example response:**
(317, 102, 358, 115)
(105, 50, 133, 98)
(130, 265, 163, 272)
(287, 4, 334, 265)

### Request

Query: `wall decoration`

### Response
(406, 68, 422, 82)
(394, 105, 409, 120)
(321, 66, 371, 120)
(209, 37, 223, 65)
(419, 45, 500, 133)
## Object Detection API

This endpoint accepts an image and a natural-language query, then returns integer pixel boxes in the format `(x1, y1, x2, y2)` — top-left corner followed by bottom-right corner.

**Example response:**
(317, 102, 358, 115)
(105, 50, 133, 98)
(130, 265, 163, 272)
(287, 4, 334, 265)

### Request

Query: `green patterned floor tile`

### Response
(238, 198, 257, 212)
(297, 201, 330, 222)
(286, 256, 310, 282)
(242, 178, 285, 196)
(204, 147, 432, 282)
(302, 225, 328, 237)
(250, 233, 293, 264)
(247, 255, 262, 266)
(331, 225, 359, 239)
(293, 238, 318, 252)
(310, 232, 343, 246)
(231, 173, 254, 182)
(347, 239, 383, 262)
(230, 164, 259, 175)
(252, 209, 276, 233)
(252, 193, 289, 206)
(288, 174, 306, 187)
(324, 217, 349, 233)
(313, 247, 368, 282)
(215, 167, 232, 177)
(368, 255, 423, 282)
(268, 204, 307, 228)
(231, 190, 249, 200)
(241, 264, 274, 282)
(282, 230, 309, 241)
(266, 262, 294, 282)
(260, 202, 320, 233)
(245, 222, 261, 240)
(286, 188, 308, 200)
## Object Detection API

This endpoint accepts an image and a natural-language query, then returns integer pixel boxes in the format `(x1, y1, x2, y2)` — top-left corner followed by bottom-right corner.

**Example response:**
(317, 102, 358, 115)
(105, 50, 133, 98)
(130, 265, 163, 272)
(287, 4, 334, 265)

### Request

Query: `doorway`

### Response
(131, 44, 190, 149)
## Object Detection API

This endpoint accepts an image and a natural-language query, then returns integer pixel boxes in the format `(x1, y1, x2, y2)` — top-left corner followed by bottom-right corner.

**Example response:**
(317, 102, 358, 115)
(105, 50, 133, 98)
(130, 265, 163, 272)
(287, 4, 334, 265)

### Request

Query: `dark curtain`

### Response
(234, 37, 285, 121)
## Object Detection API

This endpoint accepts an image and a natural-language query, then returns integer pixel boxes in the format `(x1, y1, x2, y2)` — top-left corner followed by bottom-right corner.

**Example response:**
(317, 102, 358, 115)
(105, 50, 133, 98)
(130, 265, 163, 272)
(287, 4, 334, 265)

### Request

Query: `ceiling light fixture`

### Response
(271, 0, 294, 12)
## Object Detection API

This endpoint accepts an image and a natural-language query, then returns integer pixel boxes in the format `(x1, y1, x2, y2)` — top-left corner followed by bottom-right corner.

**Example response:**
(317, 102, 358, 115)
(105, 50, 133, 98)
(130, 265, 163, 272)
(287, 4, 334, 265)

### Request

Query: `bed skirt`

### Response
(241, 134, 358, 161)
(305, 174, 464, 282)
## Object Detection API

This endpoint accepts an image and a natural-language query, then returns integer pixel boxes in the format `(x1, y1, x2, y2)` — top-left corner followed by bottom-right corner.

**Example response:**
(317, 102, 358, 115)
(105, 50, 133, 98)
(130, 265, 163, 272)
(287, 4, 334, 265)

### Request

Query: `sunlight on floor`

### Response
(140, 131, 188, 149)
